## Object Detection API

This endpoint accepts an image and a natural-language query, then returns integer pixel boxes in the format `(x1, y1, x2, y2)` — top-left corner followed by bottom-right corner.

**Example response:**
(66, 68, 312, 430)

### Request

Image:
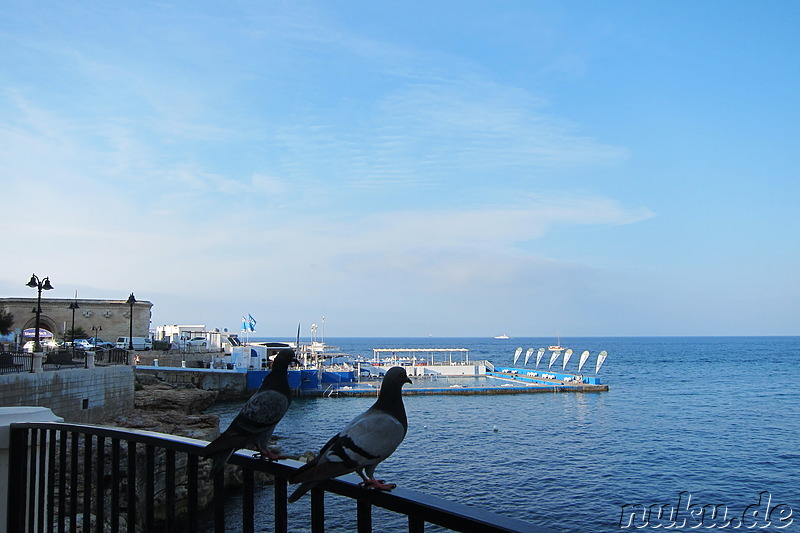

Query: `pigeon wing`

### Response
(290, 409, 406, 484)
(202, 389, 289, 456)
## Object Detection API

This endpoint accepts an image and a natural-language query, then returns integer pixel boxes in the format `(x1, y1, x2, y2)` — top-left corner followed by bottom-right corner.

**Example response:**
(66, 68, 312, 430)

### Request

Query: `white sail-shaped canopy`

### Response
(535, 347, 545, 368)
(595, 350, 608, 373)
(578, 350, 591, 372)
(562, 349, 573, 370)
(524, 347, 534, 365)
(513, 347, 523, 365)
(548, 350, 560, 370)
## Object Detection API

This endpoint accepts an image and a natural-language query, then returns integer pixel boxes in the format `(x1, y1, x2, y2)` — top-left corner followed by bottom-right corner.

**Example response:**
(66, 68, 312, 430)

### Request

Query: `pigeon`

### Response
(288, 365, 412, 502)
(201, 348, 298, 476)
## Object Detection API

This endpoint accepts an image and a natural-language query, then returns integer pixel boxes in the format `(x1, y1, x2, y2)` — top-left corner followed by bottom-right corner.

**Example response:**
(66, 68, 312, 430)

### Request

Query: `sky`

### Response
(1, 1, 798, 338)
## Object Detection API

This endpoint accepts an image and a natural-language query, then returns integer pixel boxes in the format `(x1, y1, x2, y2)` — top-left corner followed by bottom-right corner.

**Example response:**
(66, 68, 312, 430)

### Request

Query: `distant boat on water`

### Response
(494, 334, 510, 339)
(548, 334, 564, 352)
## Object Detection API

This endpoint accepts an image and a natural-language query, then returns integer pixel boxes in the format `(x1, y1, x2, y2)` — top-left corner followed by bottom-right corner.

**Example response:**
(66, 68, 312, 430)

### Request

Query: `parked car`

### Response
(186, 337, 208, 348)
(87, 337, 115, 349)
(72, 339, 93, 351)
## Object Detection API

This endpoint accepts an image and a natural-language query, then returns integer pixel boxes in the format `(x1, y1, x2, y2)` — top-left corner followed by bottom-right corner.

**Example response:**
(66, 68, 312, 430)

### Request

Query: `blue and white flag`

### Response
(241, 316, 248, 331)
(248, 314, 257, 332)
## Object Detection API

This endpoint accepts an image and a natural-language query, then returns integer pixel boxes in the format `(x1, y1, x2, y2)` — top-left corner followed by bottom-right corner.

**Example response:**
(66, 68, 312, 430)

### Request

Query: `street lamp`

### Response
(26, 274, 54, 353)
(91, 325, 102, 369)
(91, 325, 102, 349)
(68, 298, 80, 360)
(126, 293, 136, 350)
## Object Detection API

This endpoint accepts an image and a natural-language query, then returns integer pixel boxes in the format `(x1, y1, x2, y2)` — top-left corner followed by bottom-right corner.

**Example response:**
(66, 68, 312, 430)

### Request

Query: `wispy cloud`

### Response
(12, 1, 794, 336)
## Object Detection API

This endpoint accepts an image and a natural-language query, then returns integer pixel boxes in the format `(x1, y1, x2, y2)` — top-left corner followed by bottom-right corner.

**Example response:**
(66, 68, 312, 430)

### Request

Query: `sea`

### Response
(201, 336, 800, 532)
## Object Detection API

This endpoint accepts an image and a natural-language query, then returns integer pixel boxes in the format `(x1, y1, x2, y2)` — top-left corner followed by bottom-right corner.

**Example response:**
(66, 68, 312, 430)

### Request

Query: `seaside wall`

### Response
(0, 366, 134, 423)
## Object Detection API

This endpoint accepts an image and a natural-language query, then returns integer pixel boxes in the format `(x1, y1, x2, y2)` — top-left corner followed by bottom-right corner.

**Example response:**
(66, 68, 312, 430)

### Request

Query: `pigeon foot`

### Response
(253, 449, 287, 461)
(359, 478, 396, 491)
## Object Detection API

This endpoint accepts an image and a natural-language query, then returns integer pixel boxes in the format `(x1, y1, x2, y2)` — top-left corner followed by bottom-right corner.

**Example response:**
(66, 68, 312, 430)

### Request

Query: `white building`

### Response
(154, 325, 241, 352)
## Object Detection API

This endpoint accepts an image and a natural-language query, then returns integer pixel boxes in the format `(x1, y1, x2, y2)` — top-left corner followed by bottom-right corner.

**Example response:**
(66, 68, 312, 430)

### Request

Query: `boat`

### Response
(494, 334, 510, 339)
(548, 334, 564, 352)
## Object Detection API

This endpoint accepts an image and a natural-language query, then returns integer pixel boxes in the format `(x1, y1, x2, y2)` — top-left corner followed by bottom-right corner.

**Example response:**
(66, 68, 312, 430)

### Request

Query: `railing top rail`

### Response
(9, 421, 553, 533)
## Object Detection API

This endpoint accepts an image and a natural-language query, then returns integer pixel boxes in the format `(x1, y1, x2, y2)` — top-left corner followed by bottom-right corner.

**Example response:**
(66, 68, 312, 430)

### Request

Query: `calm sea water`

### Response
(203, 337, 800, 532)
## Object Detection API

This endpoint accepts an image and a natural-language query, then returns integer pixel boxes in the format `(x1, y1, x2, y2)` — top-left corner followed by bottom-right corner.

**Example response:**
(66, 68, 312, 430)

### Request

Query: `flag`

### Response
(248, 314, 257, 332)
(548, 350, 560, 370)
(241, 316, 248, 331)
(562, 349, 573, 370)
(595, 350, 608, 373)
(578, 350, 591, 372)
(535, 347, 545, 368)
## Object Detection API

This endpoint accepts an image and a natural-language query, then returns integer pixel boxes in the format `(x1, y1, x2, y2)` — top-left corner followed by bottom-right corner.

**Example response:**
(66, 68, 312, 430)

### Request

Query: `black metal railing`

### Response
(0, 350, 31, 373)
(96, 348, 130, 365)
(7, 422, 552, 533)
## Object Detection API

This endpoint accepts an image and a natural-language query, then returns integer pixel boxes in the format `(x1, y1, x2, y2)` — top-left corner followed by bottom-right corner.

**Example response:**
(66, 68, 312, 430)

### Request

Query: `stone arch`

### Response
(21, 315, 59, 339)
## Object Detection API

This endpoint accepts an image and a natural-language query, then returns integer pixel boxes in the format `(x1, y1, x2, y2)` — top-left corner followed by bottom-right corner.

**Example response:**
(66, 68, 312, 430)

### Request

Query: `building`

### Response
(0, 297, 152, 348)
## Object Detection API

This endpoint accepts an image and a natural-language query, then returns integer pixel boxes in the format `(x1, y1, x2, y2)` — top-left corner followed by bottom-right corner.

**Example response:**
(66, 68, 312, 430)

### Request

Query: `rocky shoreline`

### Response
(85, 370, 297, 529)
(101, 372, 221, 440)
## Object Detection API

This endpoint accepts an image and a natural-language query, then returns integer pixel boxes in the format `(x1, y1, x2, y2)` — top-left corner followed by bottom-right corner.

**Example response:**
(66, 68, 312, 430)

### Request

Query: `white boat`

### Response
(494, 334, 510, 339)
(548, 334, 563, 352)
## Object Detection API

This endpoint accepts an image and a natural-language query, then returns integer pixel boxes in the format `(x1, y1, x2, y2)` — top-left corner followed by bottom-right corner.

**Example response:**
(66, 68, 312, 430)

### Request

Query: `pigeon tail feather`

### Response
(208, 449, 234, 478)
(288, 481, 321, 503)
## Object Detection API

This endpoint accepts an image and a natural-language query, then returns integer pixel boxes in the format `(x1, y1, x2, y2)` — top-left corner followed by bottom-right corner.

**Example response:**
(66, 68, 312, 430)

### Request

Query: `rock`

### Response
(105, 409, 220, 441)
(135, 386, 218, 414)
(134, 372, 163, 386)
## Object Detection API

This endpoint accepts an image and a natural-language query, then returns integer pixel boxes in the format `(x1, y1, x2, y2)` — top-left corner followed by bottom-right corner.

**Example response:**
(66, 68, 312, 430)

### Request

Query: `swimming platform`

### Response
(329, 370, 608, 397)
(135, 365, 608, 397)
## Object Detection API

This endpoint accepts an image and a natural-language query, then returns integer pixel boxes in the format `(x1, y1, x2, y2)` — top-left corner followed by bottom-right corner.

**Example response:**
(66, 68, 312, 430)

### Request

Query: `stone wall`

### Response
(0, 366, 134, 423)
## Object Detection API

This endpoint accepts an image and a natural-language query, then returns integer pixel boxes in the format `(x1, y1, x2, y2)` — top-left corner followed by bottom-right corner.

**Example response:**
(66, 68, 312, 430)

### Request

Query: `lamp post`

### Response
(26, 274, 54, 351)
(126, 293, 136, 350)
(69, 298, 80, 361)
(90, 325, 102, 369)
(92, 325, 102, 349)
(26, 274, 54, 373)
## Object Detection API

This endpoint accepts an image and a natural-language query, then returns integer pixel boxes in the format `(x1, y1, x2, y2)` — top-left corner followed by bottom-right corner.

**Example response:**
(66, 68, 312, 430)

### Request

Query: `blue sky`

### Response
(1, 1, 798, 337)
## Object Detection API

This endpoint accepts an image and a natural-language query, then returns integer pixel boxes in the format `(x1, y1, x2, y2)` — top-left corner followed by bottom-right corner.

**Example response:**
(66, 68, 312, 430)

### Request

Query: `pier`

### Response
(132, 345, 609, 397)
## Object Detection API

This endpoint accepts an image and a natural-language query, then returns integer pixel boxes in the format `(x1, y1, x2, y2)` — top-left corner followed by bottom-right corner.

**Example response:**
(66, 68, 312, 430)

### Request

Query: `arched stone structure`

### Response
(0, 297, 153, 347)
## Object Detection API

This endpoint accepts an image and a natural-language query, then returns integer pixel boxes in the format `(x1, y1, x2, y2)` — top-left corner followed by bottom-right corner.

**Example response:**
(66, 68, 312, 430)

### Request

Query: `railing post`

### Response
(145, 445, 155, 531)
(126, 441, 136, 533)
(97, 435, 106, 531)
(357, 499, 372, 533)
(274, 475, 288, 533)
(243, 469, 254, 533)
(83, 433, 92, 528)
(6, 425, 29, 532)
(187, 454, 199, 533)
(311, 487, 325, 532)
(110, 438, 121, 533)
(213, 468, 225, 532)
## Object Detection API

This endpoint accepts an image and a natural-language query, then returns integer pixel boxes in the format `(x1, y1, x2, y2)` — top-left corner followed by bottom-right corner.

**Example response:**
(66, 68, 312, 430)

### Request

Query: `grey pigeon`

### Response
(288, 366, 411, 502)
(201, 348, 298, 476)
